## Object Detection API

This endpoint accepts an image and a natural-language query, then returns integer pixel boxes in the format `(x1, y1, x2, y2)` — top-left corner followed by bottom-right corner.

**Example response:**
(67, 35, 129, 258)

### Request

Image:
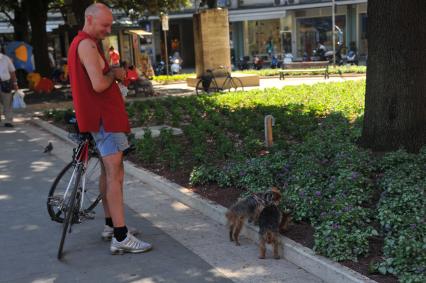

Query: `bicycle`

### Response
(195, 67, 244, 95)
(47, 121, 103, 260)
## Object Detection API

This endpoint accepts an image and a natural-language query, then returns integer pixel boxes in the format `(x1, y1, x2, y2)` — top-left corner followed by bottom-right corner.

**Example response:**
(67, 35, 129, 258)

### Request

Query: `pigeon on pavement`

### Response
(44, 142, 53, 153)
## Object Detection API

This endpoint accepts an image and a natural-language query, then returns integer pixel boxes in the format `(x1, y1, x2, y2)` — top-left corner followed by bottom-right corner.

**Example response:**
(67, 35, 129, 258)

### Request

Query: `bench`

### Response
(279, 61, 330, 80)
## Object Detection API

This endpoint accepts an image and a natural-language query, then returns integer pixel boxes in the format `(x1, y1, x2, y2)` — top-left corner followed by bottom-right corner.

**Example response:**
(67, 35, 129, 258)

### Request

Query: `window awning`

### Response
(229, 9, 286, 22)
(127, 29, 152, 36)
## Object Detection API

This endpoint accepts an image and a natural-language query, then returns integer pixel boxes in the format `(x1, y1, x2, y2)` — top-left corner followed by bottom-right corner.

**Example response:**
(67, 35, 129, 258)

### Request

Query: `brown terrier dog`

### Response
(258, 203, 283, 259)
(226, 187, 282, 246)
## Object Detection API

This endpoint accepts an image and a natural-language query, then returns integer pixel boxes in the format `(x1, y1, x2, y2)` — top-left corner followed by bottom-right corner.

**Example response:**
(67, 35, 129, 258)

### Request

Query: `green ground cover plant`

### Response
(44, 80, 425, 282)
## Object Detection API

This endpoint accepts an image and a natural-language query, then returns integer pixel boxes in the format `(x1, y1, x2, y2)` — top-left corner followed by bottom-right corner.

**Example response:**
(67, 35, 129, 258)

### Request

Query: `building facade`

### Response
(154, 0, 367, 67)
(0, 0, 368, 69)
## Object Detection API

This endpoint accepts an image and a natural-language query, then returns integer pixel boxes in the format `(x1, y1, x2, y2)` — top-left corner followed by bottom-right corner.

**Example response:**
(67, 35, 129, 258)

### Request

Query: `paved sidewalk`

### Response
(0, 125, 232, 283)
(0, 121, 323, 283)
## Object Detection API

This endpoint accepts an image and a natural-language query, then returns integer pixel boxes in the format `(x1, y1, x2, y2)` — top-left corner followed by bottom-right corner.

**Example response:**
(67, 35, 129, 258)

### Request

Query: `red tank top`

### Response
(68, 31, 130, 133)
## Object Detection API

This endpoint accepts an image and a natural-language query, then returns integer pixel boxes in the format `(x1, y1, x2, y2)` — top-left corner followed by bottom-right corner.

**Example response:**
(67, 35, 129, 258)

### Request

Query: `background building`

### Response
(154, 0, 368, 67)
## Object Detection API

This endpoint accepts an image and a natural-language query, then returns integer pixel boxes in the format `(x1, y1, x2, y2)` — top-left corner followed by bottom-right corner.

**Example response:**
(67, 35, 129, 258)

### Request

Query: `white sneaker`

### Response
(110, 233, 152, 255)
(101, 225, 139, 241)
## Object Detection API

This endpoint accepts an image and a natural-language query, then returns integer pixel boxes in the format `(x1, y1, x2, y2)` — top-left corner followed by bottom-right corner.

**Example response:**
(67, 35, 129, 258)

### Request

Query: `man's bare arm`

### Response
(78, 39, 115, 93)
(10, 71, 18, 90)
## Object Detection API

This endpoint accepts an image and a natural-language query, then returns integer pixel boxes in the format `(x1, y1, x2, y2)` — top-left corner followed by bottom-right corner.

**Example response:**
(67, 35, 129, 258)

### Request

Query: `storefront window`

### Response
(217, 0, 231, 7)
(296, 15, 346, 57)
(101, 35, 119, 63)
(120, 34, 133, 65)
(359, 13, 367, 56)
(247, 19, 281, 58)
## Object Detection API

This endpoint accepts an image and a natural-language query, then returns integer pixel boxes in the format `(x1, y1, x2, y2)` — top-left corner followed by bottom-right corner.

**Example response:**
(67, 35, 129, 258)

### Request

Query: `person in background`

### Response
(48, 46, 56, 69)
(126, 65, 139, 84)
(0, 50, 19, 127)
(108, 46, 120, 66)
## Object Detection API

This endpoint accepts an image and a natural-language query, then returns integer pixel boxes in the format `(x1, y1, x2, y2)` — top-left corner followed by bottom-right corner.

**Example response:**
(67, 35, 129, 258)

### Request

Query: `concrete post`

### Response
(193, 9, 231, 78)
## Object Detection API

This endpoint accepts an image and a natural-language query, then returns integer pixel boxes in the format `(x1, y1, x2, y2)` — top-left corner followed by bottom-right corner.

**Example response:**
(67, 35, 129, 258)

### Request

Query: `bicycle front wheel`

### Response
(227, 77, 244, 92)
(57, 168, 82, 260)
(47, 155, 102, 223)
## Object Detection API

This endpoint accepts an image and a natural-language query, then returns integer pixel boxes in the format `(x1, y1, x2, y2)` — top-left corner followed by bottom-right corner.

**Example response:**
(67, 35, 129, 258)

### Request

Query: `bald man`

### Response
(67, 3, 152, 254)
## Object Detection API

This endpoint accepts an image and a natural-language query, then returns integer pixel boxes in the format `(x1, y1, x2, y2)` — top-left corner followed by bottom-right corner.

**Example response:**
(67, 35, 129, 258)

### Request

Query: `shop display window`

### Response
(247, 19, 282, 60)
(296, 15, 346, 57)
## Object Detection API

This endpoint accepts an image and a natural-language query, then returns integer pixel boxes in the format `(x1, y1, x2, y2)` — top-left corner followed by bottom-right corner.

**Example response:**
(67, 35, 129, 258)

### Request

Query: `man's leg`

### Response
(99, 163, 111, 219)
(102, 151, 152, 254)
(1, 91, 13, 125)
(101, 151, 125, 228)
(0, 90, 3, 123)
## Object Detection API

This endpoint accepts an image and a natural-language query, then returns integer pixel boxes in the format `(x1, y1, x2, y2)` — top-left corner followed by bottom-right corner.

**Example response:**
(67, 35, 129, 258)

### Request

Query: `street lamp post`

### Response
(161, 14, 169, 76)
(332, 0, 336, 65)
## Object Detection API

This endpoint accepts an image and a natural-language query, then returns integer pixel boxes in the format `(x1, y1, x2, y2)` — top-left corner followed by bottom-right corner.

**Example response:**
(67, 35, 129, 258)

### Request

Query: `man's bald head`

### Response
(83, 3, 113, 40)
(85, 3, 111, 18)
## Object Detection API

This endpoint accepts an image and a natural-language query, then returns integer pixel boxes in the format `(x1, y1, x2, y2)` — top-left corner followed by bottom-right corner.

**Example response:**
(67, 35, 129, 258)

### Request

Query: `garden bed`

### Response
(126, 155, 398, 283)
(43, 80, 424, 283)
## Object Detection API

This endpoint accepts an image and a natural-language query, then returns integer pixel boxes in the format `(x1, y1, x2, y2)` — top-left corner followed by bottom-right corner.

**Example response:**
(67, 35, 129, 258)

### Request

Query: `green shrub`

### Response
(158, 128, 183, 171)
(374, 149, 426, 282)
(134, 129, 156, 163)
(43, 108, 74, 122)
(153, 74, 193, 83)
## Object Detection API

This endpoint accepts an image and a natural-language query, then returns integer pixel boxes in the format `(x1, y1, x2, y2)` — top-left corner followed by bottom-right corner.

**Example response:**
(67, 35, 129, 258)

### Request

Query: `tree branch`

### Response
(0, 9, 14, 23)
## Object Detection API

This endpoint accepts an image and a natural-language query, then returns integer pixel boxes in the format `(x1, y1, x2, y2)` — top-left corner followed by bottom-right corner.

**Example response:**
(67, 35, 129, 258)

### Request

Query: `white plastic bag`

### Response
(12, 89, 26, 109)
(118, 82, 128, 98)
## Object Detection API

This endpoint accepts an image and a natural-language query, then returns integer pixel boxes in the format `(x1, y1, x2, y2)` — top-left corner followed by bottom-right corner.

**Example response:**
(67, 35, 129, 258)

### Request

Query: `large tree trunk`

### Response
(13, 2, 29, 42)
(359, 0, 426, 153)
(26, 0, 50, 76)
(71, 0, 94, 29)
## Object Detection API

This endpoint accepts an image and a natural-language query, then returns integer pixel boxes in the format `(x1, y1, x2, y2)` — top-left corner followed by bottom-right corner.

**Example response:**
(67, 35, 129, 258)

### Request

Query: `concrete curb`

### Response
(31, 118, 376, 283)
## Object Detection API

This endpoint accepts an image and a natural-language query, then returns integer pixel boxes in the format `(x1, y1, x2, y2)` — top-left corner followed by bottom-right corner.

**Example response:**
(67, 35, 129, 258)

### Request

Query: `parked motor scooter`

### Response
(237, 56, 250, 70)
(170, 58, 182, 74)
(311, 42, 327, 61)
(270, 55, 281, 69)
(154, 61, 166, 75)
(346, 50, 358, 65)
(253, 55, 264, 70)
(169, 52, 183, 75)
(346, 41, 358, 65)
(325, 43, 344, 65)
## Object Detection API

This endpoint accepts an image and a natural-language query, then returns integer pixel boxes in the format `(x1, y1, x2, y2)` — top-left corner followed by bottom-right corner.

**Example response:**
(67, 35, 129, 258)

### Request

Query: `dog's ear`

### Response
(271, 187, 282, 202)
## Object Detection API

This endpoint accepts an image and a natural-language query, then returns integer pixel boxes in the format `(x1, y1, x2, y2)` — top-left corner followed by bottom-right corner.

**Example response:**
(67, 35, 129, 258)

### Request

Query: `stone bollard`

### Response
(264, 115, 275, 147)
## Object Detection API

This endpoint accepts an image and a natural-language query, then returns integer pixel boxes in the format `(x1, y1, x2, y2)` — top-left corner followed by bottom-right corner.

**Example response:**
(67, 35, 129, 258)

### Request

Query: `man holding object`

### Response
(67, 3, 152, 254)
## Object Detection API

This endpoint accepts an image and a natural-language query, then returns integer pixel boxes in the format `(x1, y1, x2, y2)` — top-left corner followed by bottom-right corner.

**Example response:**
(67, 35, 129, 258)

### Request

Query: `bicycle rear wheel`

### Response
(57, 168, 82, 260)
(195, 79, 219, 95)
(227, 77, 244, 92)
(47, 155, 102, 223)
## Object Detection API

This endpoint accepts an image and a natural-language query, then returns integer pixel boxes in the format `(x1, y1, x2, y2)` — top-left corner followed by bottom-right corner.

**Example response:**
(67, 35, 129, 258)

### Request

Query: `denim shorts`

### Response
(91, 125, 129, 157)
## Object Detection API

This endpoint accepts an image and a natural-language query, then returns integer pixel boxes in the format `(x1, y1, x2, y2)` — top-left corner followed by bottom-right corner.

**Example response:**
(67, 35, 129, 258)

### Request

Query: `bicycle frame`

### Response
(61, 139, 91, 215)
(203, 68, 235, 91)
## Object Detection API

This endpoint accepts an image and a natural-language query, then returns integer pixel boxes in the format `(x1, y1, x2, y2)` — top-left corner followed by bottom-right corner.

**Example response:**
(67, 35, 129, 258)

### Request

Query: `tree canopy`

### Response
(0, 0, 191, 75)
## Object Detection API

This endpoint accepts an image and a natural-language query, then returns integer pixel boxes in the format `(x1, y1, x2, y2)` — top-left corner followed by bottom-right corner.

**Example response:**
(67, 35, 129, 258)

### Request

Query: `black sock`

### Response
(114, 226, 128, 242)
(105, 217, 113, 228)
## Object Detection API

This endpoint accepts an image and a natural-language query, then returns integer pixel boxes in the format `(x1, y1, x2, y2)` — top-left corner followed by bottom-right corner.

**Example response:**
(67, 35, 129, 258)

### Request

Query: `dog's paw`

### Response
(274, 255, 281, 260)
(259, 255, 265, 259)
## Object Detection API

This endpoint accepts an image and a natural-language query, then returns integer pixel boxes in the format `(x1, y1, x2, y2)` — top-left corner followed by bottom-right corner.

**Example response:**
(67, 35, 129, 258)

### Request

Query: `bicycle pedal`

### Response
(81, 211, 96, 220)
(47, 196, 63, 206)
